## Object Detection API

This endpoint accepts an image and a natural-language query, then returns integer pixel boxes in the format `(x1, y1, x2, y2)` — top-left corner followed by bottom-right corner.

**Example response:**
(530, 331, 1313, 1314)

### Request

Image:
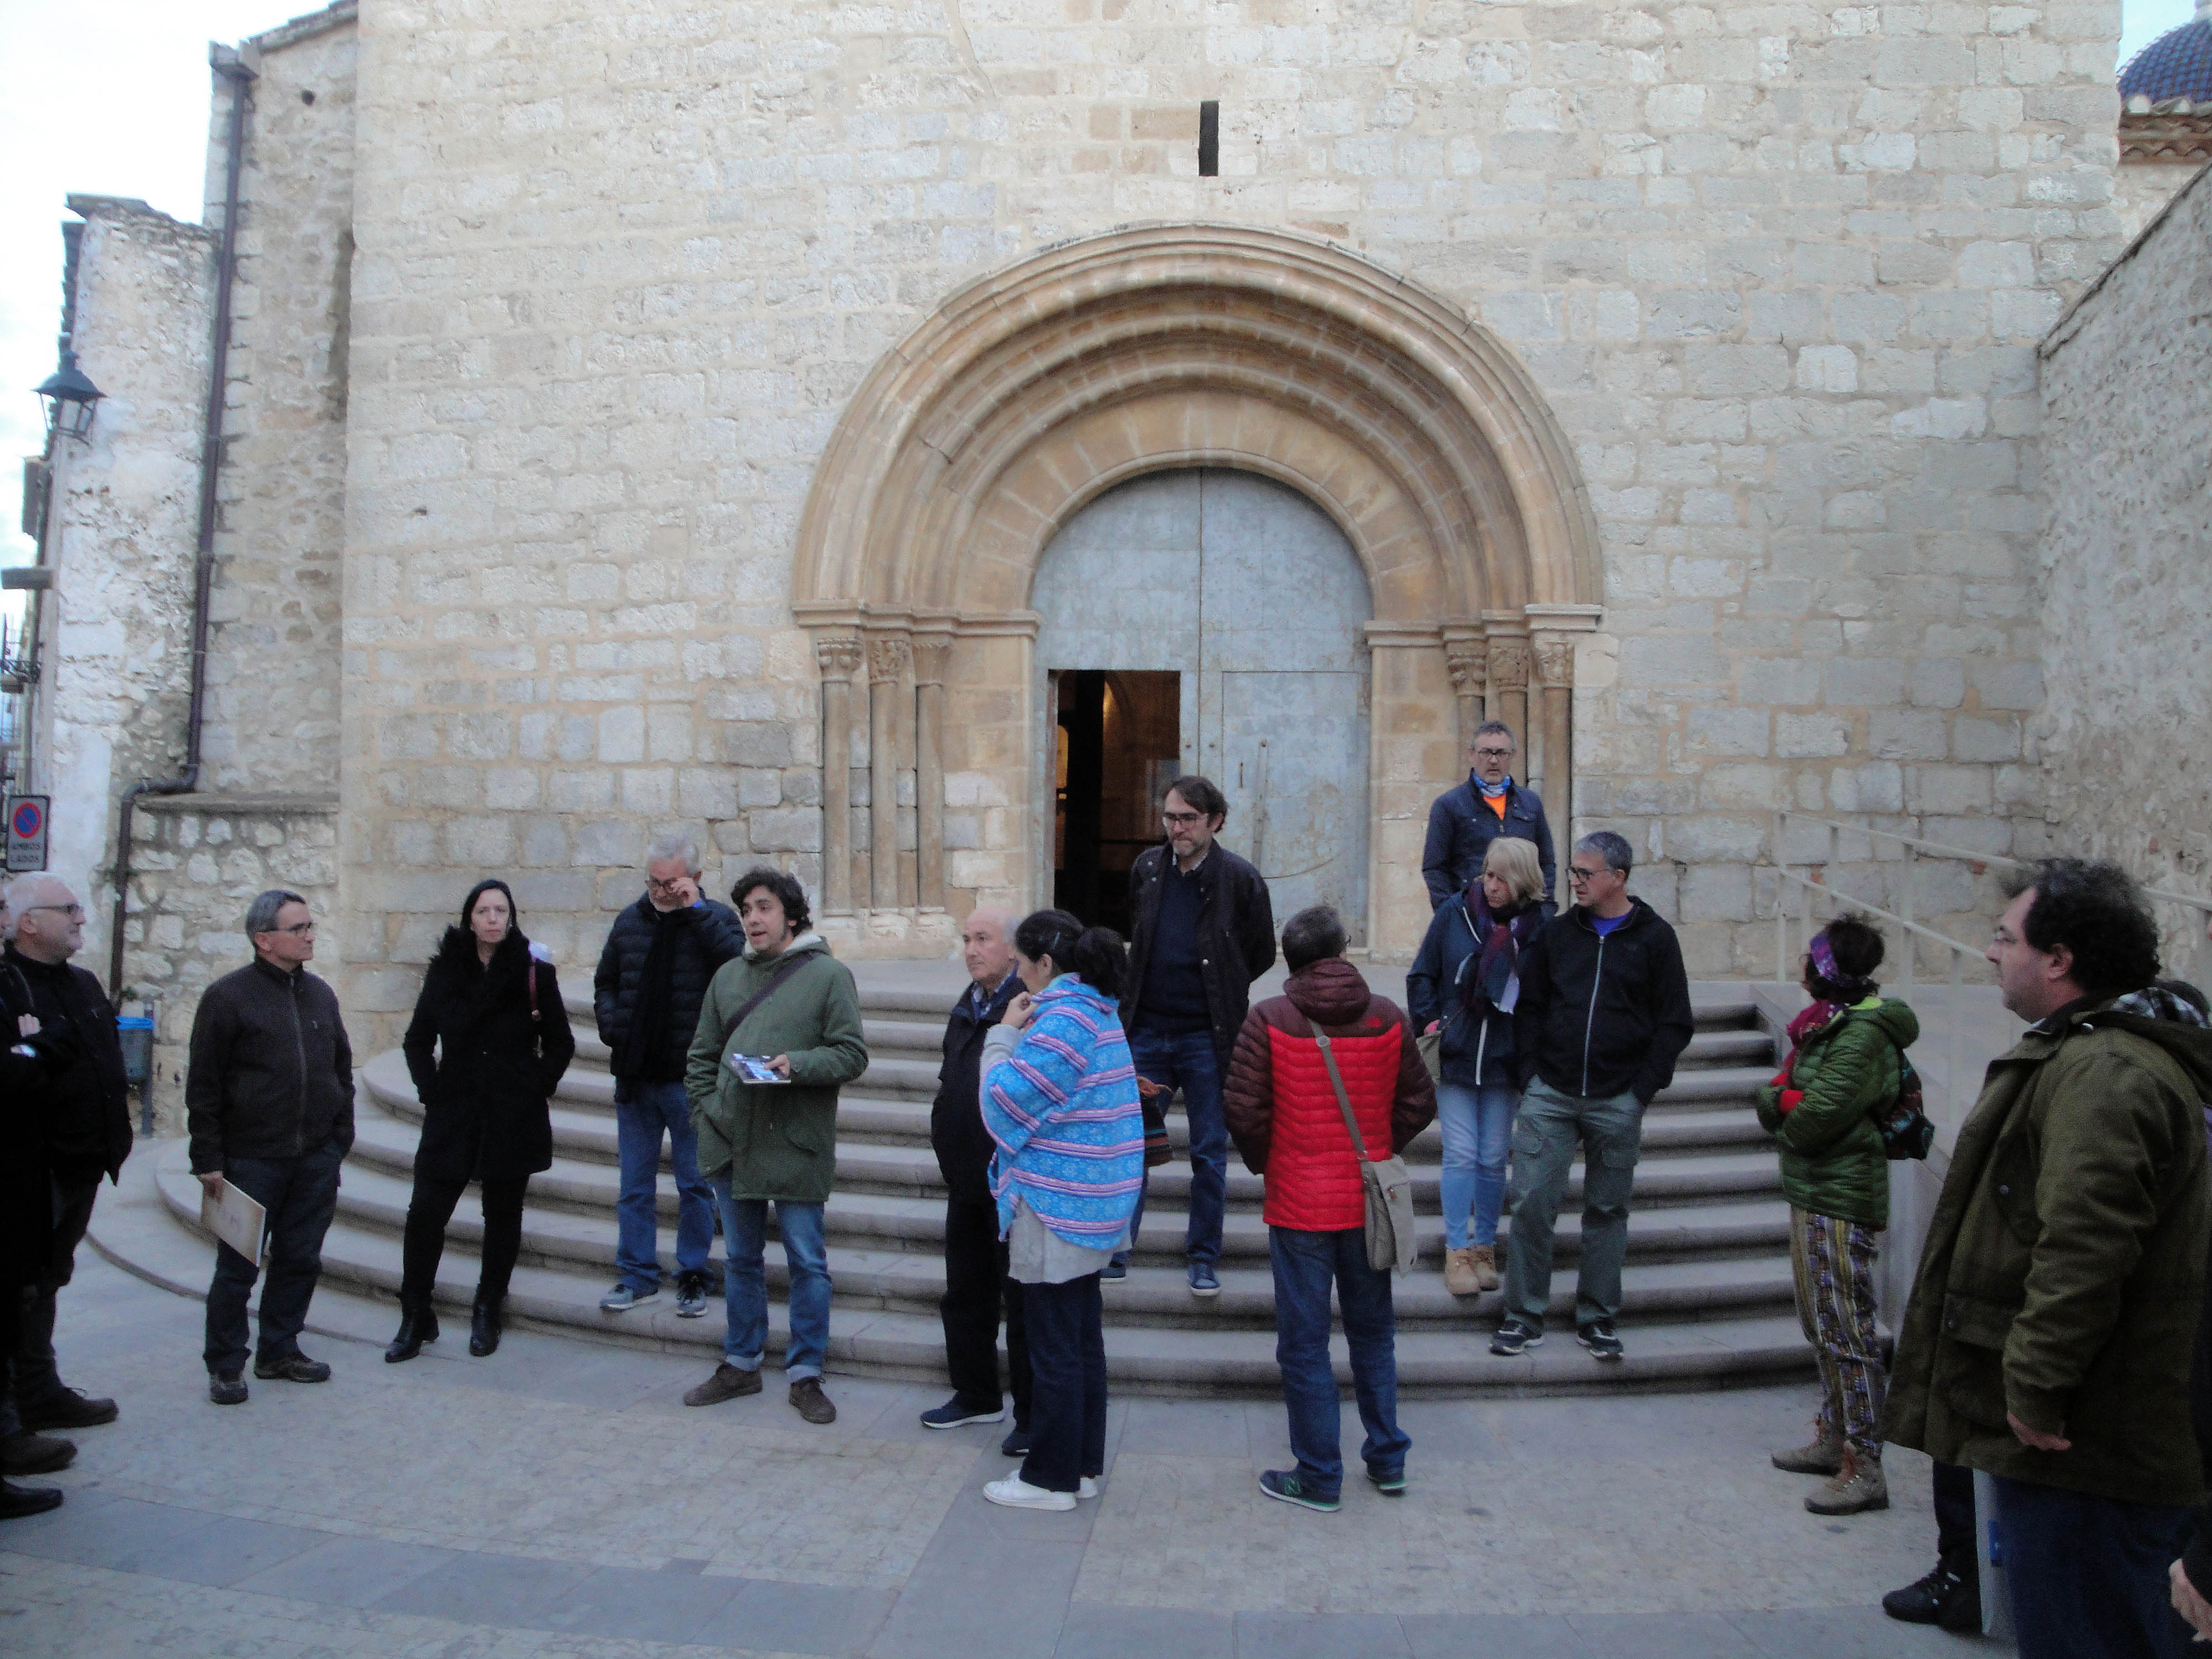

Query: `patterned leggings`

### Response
(1788, 1206, 1887, 1462)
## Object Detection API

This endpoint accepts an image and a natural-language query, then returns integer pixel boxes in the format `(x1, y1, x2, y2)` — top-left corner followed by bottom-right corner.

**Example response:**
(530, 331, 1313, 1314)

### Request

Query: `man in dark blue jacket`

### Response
(1421, 721, 1556, 911)
(1491, 831, 1692, 1364)
(593, 835, 745, 1317)
(920, 909, 1029, 1447)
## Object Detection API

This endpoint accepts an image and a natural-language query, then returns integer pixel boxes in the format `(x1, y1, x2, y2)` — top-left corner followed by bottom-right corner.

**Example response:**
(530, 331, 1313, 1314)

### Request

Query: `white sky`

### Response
(0, 0, 2199, 576)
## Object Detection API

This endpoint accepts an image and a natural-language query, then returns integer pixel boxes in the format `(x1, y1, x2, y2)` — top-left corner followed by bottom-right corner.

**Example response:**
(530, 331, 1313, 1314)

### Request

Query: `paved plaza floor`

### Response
(3, 1249, 2002, 1658)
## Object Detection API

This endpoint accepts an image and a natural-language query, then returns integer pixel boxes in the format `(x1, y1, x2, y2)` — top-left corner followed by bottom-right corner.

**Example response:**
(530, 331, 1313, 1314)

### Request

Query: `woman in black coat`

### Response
(386, 879, 575, 1362)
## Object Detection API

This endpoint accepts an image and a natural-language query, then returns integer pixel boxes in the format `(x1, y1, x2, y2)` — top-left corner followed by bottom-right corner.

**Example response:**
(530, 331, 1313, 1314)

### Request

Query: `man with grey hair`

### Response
(0, 873, 131, 1475)
(920, 906, 1030, 1439)
(1421, 719, 1556, 913)
(592, 833, 745, 1316)
(1491, 831, 1692, 1363)
(187, 889, 354, 1405)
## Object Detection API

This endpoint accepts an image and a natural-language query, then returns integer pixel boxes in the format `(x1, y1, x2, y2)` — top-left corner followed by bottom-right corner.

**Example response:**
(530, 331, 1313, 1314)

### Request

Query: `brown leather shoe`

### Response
(789, 1376, 837, 1424)
(684, 1363, 763, 1407)
(1469, 1244, 1501, 1292)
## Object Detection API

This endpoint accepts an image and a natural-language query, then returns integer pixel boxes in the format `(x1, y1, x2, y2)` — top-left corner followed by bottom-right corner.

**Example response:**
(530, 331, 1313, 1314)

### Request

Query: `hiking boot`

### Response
(207, 1373, 249, 1406)
(1469, 1244, 1500, 1292)
(683, 1363, 763, 1407)
(253, 1352, 331, 1384)
(0, 1479, 64, 1520)
(674, 1271, 710, 1319)
(1258, 1470, 1339, 1512)
(1577, 1320, 1624, 1363)
(1489, 1318, 1543, 1357)
(0, 1432, 75, 1477)
(789, 1376, 837, 1424)
(1805, 1446, 1889, 1515)
(1443, 1247, 1480, 1296)
(1770, 1426, 1844, 1476)
(18, 1389, 118, 1432)
(1882, 1557, 1981, 1631)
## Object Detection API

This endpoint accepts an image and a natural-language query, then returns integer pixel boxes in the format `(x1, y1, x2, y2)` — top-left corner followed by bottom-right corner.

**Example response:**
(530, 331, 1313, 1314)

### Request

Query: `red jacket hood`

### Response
(1285, 958, 1373, 1027)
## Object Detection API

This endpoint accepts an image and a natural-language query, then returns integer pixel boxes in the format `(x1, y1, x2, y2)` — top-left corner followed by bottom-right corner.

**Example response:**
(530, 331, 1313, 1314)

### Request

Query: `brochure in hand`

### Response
(727, 1053, 789, 1084)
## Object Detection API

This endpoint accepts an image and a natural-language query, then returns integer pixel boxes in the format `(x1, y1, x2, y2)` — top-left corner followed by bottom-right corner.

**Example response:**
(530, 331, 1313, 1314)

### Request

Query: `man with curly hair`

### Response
(1881, 858, 2212, 1659)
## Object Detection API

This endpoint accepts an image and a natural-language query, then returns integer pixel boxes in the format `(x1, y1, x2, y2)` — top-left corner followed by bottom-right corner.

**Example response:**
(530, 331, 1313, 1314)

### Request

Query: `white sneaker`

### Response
(983, 1475, 1076, 1511)
(1078, 1477, 1099, 1500)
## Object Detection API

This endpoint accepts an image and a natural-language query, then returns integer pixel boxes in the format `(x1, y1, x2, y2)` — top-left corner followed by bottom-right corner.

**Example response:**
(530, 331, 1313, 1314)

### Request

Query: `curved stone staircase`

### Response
(152, 964, 1813, 1396)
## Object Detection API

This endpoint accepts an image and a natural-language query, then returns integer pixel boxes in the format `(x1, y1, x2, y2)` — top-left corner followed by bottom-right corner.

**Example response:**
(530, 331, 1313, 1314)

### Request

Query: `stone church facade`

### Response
(15, 0, 2189, 1104)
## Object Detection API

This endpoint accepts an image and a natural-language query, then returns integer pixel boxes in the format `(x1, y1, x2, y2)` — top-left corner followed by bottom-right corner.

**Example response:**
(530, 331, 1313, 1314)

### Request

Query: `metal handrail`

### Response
(1779, 812, 2212, 917)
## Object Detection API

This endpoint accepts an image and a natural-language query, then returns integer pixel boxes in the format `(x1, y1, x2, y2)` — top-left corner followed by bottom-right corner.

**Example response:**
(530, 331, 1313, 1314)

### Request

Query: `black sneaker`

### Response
(674, 1271, 710, 1319)
(1489, 1319, 1543, 1357)
(1000, 1425, 1032, 1458)
(920, 1397, 1007, 1430)
(208, 1373, 249, 1406)
(1577, 1320, 1625, 1363)
(254, 1352, 332, 1383)
(1366, 1465, 1407, 1496)
(1882, 1559, 1980, 1631)
(1259, 1470, 1340, 1512)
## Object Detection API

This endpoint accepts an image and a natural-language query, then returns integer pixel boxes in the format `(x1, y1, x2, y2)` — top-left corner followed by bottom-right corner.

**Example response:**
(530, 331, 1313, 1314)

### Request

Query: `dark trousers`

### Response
(202, 1137, 345, 1377)
(1019, 1272, 1106, 1494)
(1120, 1030, 1228, 1269)
(1990, 1473, 2192, 1659)
(941, 1196, 1030, 1426)
(0, 1173, 100, 1438)
(400, 1173, 529, 1305)
(1269, 1225, 1410, 1499)
(1933, 1458, 1976, 1565)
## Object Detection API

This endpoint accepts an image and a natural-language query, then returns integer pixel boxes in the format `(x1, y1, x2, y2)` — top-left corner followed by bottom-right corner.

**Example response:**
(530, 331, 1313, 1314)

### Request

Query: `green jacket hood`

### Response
(1854, 998, 1920, 1050)
(744, 931, 827, 964)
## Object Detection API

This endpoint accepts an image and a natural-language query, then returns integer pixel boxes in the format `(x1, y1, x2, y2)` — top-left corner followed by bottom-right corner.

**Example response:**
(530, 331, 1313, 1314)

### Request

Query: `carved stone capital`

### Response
(815, 637, 864, 680)
(1486, 637, 1531, 690)
(867, 636, 912, 684)
(1532, 636, 1574, 689)
(910, 637, 952, 687)
(1444, 641, 1486, 697)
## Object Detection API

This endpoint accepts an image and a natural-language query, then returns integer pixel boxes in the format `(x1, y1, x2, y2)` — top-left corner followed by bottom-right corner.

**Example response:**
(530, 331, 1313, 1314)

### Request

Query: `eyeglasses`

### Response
(1162, 810, 1204, 827)
(265, 921, 316, 936)
(24, 904, 85, 920)
(1567, 867, 1606, 885)
(1473, 747, 1514, 759)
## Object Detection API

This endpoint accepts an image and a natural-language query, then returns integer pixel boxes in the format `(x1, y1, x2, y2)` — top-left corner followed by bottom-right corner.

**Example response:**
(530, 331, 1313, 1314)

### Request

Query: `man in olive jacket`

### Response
(1881, 859, 2212, 1659)
(681, 868, 866, 1424)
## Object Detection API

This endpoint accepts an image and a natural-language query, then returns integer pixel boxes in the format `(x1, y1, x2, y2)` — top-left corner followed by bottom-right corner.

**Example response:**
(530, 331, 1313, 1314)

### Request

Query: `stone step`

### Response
(307, 1150, 1798, 1331)
(149, 1145, 1809, 1396)
(342, 1105, 1788, 1264)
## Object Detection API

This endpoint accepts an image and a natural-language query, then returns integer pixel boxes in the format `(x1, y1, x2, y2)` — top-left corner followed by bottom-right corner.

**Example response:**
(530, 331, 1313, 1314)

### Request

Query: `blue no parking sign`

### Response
(6, 794, 48, 873)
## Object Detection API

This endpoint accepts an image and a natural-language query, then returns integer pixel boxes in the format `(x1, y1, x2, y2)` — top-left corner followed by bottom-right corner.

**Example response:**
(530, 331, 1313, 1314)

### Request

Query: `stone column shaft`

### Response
(868, 635, 914, 912)
(1533, 637, 1574, 824)
(815, 639, 862, 914)
(912, 635, 951, 911)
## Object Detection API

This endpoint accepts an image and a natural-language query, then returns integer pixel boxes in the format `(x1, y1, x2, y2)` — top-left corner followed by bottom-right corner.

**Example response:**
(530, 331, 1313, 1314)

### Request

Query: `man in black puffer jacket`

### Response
(591, 834, 745, 1317)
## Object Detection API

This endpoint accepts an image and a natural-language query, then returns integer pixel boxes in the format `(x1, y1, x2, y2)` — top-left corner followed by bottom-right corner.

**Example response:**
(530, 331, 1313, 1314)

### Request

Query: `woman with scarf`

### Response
(1406, 835, 1546, 1296)
(976, 909, 1144, 1512)
(1757, 913, 1917, 1517)
(387, 879, 576, 1363)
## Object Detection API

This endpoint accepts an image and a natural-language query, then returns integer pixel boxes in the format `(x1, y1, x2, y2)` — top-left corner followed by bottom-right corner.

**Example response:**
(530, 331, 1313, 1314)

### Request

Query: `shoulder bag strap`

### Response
(723, 952, 811, 1044)
(1311, 1031, 1371, 1163)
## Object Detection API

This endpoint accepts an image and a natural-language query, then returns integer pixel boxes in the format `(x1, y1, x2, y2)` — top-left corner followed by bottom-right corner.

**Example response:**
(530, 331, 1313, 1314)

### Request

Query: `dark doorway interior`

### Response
(1053, 670, 1181, 936)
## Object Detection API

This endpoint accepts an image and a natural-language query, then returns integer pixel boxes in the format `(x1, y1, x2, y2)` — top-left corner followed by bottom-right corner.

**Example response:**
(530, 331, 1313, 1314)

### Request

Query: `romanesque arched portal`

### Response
(791, 223, 1603, 958)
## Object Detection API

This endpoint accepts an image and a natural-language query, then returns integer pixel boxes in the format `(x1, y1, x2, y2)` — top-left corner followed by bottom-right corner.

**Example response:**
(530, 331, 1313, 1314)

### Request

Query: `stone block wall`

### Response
(2033, 163, 2212, 987)
(121, 794, 340, 1131)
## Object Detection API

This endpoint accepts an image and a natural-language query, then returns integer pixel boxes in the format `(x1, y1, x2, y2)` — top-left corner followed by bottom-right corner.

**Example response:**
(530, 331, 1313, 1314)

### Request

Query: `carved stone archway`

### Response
(792, 223, 1603, 957)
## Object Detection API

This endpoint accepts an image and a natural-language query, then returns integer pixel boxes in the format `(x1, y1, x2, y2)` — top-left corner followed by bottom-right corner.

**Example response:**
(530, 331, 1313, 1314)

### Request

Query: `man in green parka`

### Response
(1881, 858, 2212, 1659)
(1759, 913, 1918, 1517)
(681, 867, 867, 1425)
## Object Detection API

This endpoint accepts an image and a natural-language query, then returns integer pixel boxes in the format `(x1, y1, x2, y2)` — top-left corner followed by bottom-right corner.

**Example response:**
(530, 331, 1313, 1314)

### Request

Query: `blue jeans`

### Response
(711, 1178, 830, 1381)
(202, 1136, 346, 1376)
(1503, 1077, 1642, 1330)
(1269, 1226, 1410, 1500)
(1435, 1081, 1519, 1250)
(614, 1079, 714, 1292)
(1990, 1474, 2193, 1659)
(1124, 1029, 1227, 1269)
(1019, 1272, 1107, 1494)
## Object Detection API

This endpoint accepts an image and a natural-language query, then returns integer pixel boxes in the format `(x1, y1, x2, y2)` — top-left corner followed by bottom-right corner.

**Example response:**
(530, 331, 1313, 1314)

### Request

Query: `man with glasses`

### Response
(1421, 720, 1556, 913)
(1118, 776, 1276, 1296)
(1491, 831, 1692, 1363)
(0, 875, 131, 1478)
(592, 834, 745, 1316)
(187, 889, 356, 1404)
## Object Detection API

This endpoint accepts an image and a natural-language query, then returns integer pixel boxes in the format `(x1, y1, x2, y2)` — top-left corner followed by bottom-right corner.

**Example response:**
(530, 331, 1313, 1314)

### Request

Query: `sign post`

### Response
(5, 794, 48, 873)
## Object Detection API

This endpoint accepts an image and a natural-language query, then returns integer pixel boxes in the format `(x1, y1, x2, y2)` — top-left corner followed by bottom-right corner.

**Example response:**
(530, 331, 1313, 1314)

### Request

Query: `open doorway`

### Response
(1053, 670, 1181, 935)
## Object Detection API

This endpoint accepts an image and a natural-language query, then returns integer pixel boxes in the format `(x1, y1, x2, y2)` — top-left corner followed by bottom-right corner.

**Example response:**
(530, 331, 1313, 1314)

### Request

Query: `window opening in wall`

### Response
(1198, 101, 1219, 176)
(1053, 669, 1181, 934)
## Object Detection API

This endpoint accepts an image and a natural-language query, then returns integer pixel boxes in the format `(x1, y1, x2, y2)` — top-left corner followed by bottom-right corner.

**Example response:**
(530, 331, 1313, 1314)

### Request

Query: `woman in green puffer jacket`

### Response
(1755, 913, 1919, 1520)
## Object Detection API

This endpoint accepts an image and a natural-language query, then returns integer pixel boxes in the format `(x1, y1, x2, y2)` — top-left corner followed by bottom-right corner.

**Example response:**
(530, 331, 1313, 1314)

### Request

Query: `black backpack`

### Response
(1868, 1041, 1935, 1161)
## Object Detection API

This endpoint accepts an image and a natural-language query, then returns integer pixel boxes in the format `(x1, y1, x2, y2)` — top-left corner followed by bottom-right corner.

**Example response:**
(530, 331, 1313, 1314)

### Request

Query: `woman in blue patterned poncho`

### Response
(977, 907, 1143, 1511)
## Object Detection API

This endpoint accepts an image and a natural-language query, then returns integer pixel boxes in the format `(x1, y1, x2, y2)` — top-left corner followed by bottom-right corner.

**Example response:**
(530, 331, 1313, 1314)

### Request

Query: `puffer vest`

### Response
(1261, 1010, 1404, 1233)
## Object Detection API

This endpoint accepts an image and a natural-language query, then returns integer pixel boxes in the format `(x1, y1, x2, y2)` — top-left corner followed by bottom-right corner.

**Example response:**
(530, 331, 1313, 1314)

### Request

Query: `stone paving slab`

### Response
(1, 1248, 2008, 1656)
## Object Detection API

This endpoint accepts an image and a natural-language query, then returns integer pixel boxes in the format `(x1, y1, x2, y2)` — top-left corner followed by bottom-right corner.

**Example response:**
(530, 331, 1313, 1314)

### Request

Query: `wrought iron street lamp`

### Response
(35, 349, 103, 442)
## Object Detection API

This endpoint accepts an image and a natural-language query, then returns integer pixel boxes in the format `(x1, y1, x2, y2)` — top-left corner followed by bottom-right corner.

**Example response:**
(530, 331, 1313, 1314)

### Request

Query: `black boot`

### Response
(383, 1298, 439, 1364)
(1882, 1553, 1980, 1631)
(469, 1288, 505, 1357)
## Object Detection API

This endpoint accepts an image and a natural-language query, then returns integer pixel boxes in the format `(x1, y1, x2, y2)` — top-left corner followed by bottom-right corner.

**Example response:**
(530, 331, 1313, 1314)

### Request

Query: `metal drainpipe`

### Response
(108, 50, 257, 1001)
